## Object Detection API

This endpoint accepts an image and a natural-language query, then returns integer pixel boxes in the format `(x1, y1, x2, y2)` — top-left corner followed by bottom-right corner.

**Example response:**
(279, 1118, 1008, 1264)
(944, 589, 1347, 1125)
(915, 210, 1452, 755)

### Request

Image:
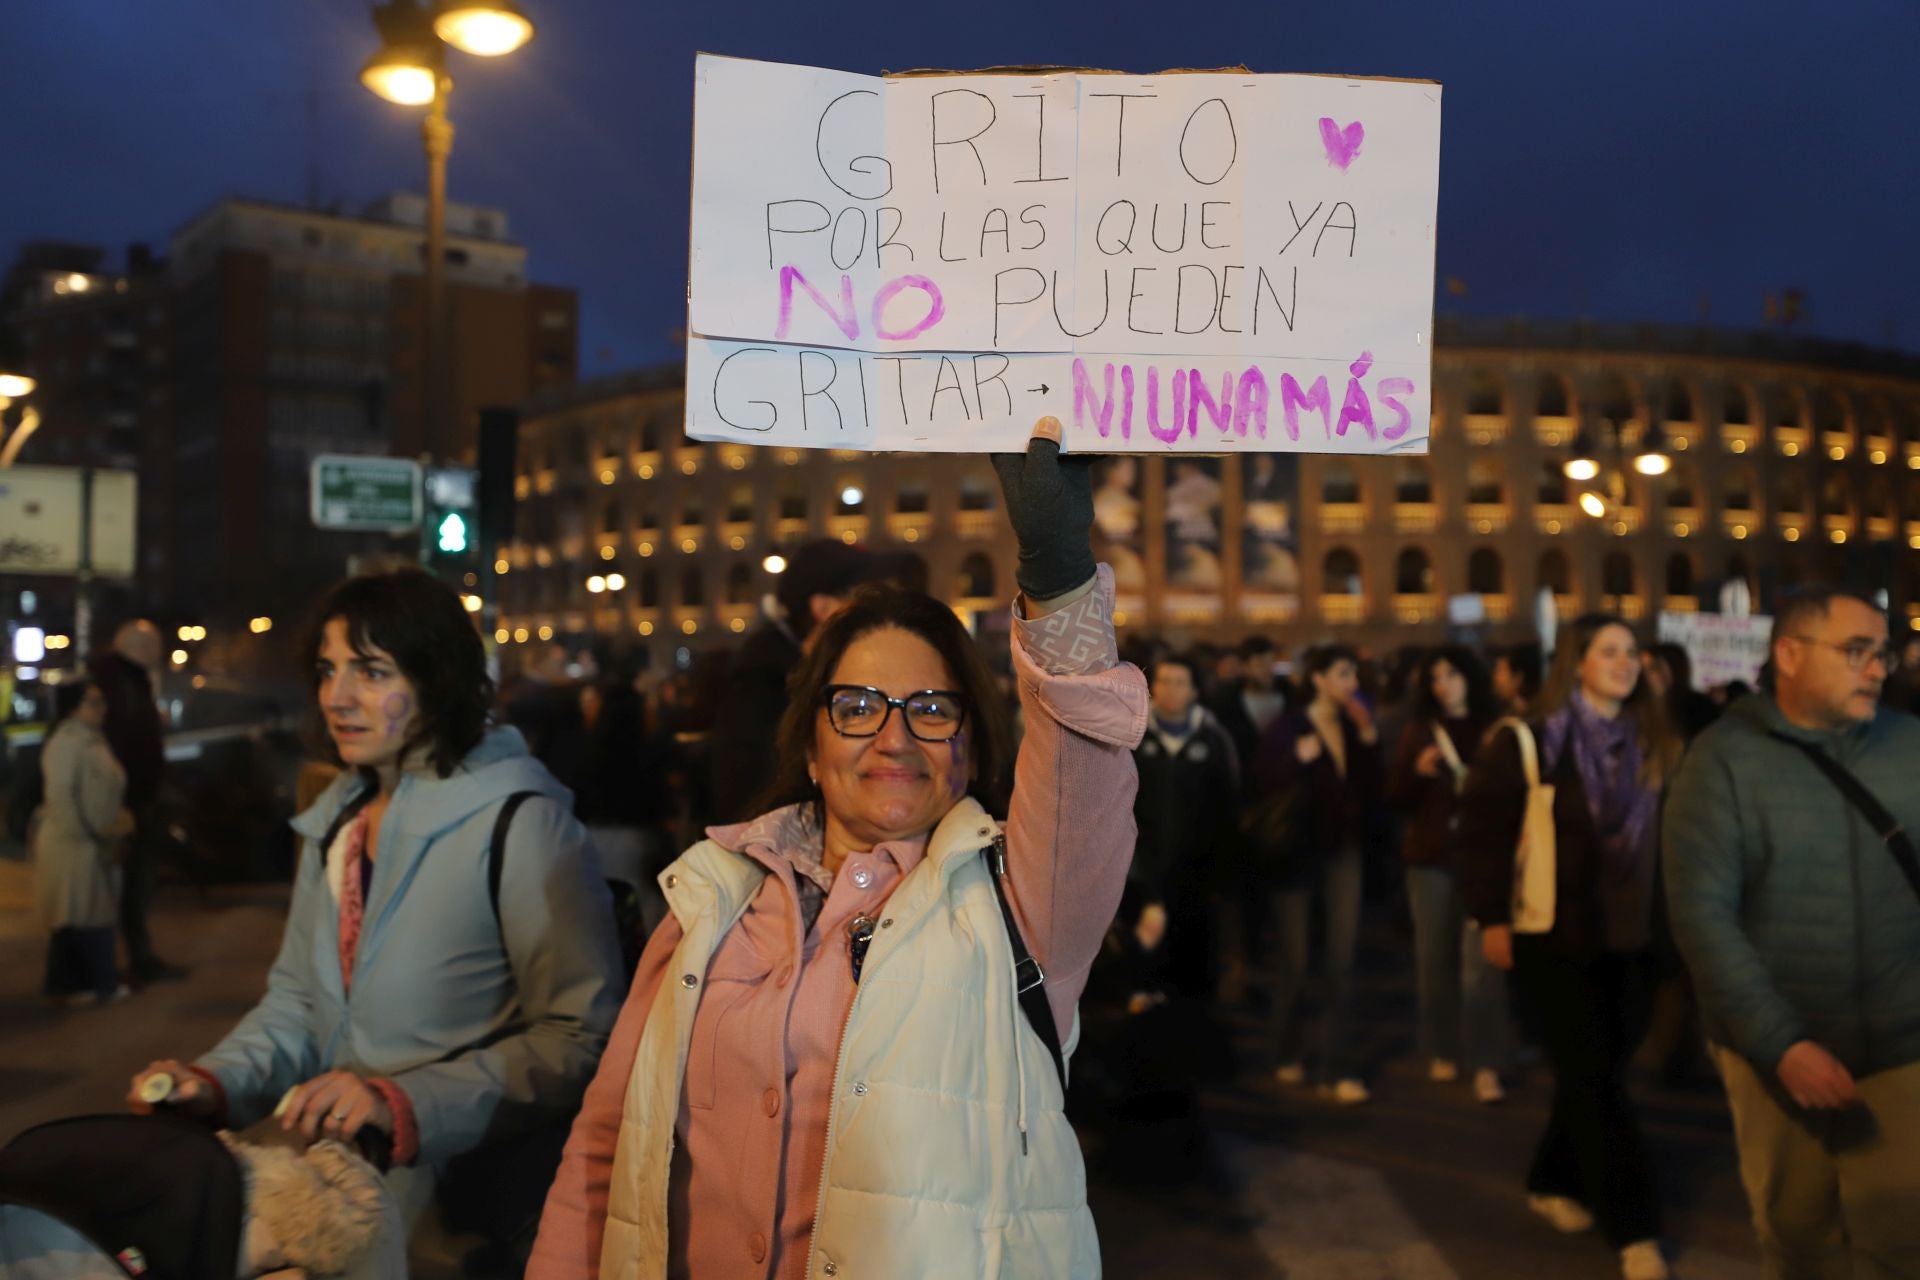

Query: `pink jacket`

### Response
(529, 569, 1147, 1278)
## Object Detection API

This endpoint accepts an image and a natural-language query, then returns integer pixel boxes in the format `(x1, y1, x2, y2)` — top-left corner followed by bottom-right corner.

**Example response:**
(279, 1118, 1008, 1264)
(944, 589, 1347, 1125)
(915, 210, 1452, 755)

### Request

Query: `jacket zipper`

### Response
(802, 897, 878, 1279)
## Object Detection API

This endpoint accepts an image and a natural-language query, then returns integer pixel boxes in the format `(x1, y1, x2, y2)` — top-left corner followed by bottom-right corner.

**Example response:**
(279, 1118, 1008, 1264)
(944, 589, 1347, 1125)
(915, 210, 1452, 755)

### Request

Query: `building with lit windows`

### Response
(497, 319, 1920, 668)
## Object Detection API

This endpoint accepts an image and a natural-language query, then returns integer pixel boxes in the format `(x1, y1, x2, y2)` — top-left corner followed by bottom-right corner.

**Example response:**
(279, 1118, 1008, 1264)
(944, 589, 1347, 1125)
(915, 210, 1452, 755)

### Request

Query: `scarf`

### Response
(1541, 691, 1658, 880)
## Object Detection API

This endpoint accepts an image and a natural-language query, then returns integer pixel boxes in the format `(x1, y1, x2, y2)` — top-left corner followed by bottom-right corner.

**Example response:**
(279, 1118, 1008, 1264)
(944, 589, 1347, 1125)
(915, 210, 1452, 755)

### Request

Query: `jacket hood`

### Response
(290, 725, 571, 842)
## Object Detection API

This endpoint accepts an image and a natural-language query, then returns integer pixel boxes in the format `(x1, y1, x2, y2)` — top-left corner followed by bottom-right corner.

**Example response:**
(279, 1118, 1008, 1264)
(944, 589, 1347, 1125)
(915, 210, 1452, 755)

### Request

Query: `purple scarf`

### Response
(1540, 690, 1658, 878)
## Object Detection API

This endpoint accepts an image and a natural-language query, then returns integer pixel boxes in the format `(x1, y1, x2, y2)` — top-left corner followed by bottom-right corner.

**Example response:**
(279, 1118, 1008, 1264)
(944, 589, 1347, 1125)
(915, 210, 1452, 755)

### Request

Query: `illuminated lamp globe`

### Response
(0, 373, 35, 399)
(1633, 450, 1672, 477)
(433, 2, 535, 56)
(1563, 457, 1601, 482)
(360, 45, 440, 105)
(1578, 491, 1608, 519)
(762, 554, 788, 574)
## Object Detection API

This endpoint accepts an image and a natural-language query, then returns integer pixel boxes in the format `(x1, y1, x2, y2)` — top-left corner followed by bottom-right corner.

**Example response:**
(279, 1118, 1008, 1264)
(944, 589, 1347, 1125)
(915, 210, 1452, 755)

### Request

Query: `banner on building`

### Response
(0, 467, 138, 578)
(685, 55, 1441, 454)
(1657, 611, 1773, 691)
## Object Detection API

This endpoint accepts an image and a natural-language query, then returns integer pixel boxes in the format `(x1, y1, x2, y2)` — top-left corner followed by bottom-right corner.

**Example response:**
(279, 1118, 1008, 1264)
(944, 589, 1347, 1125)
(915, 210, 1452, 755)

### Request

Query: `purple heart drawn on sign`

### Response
(1319, 117, 1364, 171)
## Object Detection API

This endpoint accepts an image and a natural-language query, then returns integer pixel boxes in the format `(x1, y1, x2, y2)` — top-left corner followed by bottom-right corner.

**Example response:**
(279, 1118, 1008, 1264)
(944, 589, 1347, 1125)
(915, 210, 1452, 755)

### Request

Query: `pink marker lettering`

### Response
(1318, 118, 1365, 171)
(775, 266, 860, 342)
(1073, 359, 1119, 438)
(1378, 377, 1416, 440)
(1188, 371, 1236, 437)
(1279, 373, 1332, 441)
(872, 274, 945, 341)
(1234, 367, 1270, 439)
(1147, 366, 1188, 444)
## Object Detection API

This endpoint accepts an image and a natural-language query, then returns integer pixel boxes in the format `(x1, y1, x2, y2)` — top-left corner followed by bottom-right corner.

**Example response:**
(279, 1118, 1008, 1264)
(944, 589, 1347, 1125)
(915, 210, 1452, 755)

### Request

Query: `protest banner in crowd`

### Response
(686, 55, 1442, 454)
(1657, 611, 1774, 690)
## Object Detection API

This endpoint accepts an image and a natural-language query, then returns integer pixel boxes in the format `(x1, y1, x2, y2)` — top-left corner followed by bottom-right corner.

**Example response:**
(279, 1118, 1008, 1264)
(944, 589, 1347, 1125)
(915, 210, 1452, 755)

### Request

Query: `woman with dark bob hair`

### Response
(531, 421, 1149, 1280)
(128, 568, 625, 1265)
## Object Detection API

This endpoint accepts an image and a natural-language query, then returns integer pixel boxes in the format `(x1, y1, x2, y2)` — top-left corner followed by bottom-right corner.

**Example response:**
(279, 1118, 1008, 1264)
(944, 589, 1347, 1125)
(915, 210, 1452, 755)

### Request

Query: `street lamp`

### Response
(359, 1, 534, 457)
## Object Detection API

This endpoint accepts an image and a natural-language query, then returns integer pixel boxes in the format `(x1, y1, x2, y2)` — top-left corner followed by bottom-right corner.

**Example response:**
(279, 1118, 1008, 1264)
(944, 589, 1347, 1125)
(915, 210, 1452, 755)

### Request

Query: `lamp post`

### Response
(1562, 417, 1671, 519)
(359, 1, 534, 459)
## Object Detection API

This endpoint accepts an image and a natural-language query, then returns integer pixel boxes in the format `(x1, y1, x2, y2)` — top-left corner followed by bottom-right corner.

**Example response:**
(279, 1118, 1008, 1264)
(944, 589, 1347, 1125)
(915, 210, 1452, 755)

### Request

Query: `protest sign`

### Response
(1657, 612, 1774, 690)
(686, 55, 1441, 454)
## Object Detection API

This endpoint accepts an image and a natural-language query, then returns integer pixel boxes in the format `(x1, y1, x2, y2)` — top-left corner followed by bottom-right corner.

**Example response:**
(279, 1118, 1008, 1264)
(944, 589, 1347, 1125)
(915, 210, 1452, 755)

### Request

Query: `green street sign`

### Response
(310, 454, 422, 531)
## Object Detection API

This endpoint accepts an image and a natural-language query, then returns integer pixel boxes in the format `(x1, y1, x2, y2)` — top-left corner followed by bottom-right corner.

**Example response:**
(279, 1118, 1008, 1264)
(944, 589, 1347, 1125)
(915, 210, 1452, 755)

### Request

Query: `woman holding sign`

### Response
(529, 420, 1148, 1280)
(1457, 615, 1682, 1280)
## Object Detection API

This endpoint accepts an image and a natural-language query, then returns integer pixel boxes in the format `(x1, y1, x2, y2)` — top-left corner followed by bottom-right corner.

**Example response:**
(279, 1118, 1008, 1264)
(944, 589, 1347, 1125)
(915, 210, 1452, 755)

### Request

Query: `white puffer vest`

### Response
(598, 798, 1098, 1280)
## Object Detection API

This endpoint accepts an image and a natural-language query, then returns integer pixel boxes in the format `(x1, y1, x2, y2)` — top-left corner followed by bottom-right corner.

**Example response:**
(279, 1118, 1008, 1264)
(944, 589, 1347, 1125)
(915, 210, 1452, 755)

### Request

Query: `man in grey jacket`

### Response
(1665, 587, 1920, 1277)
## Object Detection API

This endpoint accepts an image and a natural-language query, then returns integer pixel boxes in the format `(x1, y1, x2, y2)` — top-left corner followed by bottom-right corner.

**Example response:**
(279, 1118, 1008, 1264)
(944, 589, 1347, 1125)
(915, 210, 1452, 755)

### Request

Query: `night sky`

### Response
(7, 0, 1916, 372)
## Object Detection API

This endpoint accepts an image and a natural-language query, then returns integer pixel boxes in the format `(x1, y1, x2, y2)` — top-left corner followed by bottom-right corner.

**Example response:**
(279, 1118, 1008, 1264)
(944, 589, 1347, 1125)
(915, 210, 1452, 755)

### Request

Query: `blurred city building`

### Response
(498, 318, 1920, 669)
(1, 195, 577, 645)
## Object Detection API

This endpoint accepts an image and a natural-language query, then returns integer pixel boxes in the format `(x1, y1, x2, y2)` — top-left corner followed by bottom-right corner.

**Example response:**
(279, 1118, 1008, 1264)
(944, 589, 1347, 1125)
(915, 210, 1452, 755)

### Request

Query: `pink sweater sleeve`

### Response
(526, 916, 683, 1279)
(1002, 565, 1150, 1034)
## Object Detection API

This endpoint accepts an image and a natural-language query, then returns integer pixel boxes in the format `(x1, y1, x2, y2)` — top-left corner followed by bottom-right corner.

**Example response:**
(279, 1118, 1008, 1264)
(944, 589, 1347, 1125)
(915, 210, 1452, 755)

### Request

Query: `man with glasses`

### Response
(1665, 587, 1920, 1276)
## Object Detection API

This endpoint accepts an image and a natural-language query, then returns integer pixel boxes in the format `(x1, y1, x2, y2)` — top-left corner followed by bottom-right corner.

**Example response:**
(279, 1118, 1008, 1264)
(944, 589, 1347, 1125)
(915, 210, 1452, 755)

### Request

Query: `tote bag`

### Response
(1497, 718, 1557, 934)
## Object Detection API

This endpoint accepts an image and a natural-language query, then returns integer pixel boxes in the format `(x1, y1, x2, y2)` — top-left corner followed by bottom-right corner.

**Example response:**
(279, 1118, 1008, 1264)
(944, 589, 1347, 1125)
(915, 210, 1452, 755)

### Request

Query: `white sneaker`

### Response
(1274, 1063, 1307, 1087)
(1428, 1058, 1459, 1082)
(1322, 1077, 1371, 1105)
(1527, 1194, 1595, 1234)
(1620, 1240, 1669, 1280)
(1473, 1068, 1506, 1104)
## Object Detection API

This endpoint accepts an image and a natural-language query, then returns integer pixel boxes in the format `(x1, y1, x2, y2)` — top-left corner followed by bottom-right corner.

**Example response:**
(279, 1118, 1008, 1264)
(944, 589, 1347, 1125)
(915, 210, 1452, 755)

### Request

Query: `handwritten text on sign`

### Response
(687, 56, 1441, 454)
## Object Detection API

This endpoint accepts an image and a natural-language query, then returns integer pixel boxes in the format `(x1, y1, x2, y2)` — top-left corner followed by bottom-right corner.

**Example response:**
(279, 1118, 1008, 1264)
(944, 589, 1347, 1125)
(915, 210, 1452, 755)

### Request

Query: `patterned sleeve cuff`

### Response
(1012, 565, 1118, 677)
(367, 1077, 420, 1166)
(183, 1065, 228, 1127)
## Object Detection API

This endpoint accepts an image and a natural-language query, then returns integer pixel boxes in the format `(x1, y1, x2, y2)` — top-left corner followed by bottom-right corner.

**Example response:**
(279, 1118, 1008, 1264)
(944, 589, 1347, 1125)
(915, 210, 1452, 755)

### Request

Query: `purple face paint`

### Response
(1318, 118, 1364, 171)
(381, 692, 413, 741)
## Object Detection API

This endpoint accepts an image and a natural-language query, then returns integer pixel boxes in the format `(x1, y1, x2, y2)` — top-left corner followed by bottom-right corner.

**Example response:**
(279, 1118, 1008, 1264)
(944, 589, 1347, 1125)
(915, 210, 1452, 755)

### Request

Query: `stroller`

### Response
(0, 1112, 405, 1279)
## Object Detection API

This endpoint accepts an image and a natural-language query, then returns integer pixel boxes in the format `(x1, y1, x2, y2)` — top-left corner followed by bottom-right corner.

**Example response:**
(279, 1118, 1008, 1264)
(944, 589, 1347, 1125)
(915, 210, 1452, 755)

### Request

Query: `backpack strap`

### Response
(487, 792, 541, 930)
(981, 836, 1066, 1093)
(317, 785, 374, 864)
(1767, 732, 1920, 908)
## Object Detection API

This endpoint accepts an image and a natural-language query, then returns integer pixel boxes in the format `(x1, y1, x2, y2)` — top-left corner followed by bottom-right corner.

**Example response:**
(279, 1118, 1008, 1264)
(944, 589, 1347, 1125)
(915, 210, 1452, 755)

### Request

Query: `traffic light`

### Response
(422, 465, 479, 579)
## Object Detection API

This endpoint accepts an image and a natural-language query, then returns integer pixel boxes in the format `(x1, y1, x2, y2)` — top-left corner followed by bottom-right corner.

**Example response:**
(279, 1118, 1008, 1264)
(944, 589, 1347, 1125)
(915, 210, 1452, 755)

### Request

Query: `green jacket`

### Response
(1663, 693, 1920, 1076)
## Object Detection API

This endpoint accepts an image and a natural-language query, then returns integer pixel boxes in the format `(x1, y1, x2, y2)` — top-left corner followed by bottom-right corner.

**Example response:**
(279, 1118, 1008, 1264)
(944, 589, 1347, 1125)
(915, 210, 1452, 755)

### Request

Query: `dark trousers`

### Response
(1511, 938, 1660, 1248)
(117, 806, 162, 974)
(45, 926, 119, 1001)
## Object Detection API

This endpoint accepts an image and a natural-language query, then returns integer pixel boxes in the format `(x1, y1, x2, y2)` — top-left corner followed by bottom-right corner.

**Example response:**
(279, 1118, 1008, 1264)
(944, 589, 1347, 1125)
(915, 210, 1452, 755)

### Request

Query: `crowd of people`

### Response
(5, 426, 1918, 1278)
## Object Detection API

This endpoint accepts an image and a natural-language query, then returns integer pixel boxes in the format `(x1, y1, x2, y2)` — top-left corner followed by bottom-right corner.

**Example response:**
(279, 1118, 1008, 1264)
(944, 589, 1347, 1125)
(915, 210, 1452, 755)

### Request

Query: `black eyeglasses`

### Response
(820, 685, 969, 741)
(1786, 636, 1901, 674)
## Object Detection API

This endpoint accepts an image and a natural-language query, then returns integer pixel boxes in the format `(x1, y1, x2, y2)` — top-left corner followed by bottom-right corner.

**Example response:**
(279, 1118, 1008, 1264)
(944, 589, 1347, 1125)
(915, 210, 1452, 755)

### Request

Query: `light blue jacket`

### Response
(1663, 694, 1920, 1076)
(196, 727, 625, 1170)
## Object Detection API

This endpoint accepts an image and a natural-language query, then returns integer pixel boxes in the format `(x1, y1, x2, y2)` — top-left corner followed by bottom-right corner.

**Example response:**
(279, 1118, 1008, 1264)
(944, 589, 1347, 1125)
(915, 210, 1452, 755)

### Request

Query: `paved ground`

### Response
(0, 852, 1762, 1278)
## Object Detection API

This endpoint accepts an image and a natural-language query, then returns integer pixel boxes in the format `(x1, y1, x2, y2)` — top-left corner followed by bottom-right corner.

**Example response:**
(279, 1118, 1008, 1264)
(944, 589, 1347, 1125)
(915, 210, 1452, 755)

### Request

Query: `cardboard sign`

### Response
(1657, 612, 1774, 690)
(687, 55, 1441, 454)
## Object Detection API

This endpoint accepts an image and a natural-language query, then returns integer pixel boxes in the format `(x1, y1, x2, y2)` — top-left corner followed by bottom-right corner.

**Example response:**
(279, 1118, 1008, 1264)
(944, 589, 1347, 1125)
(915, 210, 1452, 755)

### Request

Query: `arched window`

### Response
(679, 493, 704, 527)
(1665, 552, 1695, 598)
(1467, 459, 1504, 506)
(958, 552, 996, 598)
(895, 474, 930, 514)
(1323, 461, 1361, 505)
(959, 473, 996, 511)
(1323, 547, 1363, 596)
(1395, 547, 1434, 595)
(1663, 380, 1694, 425)
(1868, 476, 1896, 523)
(1468, 548, 1504, 595)
(1771, 389, 1803, 431)
(1776, 475, 1808, 516)
(680, 565, 705, 607)
(1537, 460, 1569, 506)
(1726, 555, 1754, 593)
(1814, 387, 1849, 434)
(778, 488, 807, 520)
(1536, 375, 1570, 419)
(725, 563, 754, 605)
(1724, 469, 1758, 513)
(726, 485, 754, 524)
(638, 569, 659, 608)
(1466, 369, 1504, 416)
(1666, 470, 1699, 511)
(1595, 372, 1635, 426)
(1537, 549, 1571, 595)
(601, 498, 621, 534)
(1822, 472, 1855, 519)
(1722, 384, 1754, 426)
(1602, 550, 1636, 599)
(1394, 459, 1432, 505)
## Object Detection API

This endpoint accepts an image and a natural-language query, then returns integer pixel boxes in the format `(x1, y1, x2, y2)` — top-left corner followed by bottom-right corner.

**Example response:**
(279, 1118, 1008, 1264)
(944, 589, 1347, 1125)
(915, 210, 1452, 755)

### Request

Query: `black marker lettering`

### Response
(713, 346, 778, 432)
(1178, 98, 1237, 185)
(1127, 267, 1164, 335)
(1199, 201, 1231, 250)
(874, 355, 913, 425)
(930, 88, 996, 194)
(798, 350, 843, 434)
(1095, 200, 1138, 256)
(876, 207, 914, 268)
(1253, 266, 1298, 334)
(1087, 93, 1156, 177)
(931, 356, 972, 421)
(1315, 202, 1359, 258)
(1018, 204, 1048, 251)
(1278, 201, 1322, 257)
(1052, 269, 1111, 338)
(830, 206, 867, 271)
(979, 207, 1011, 257)
(1150, 203, 1188, 254)
(971, 353, 1013, 416)
(992, 268, 1047, 345)
(1175, 264, 1220, 334)
(765, 200, 830, 270)
(1011, 93, 1069, 184)
(815, 90, 892, 199)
